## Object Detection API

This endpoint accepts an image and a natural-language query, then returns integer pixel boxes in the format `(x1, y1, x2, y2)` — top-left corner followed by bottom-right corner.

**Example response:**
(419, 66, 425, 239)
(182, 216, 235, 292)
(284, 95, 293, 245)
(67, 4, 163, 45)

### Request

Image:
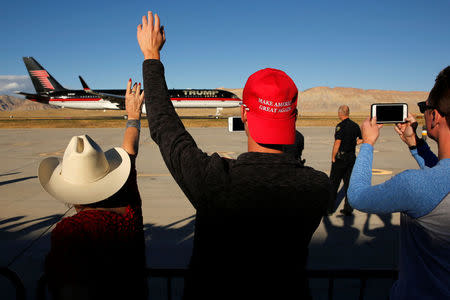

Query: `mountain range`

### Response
(0, 95, 55, 110)
(225, 87, 428, 114)
(1, 86, 428, 114)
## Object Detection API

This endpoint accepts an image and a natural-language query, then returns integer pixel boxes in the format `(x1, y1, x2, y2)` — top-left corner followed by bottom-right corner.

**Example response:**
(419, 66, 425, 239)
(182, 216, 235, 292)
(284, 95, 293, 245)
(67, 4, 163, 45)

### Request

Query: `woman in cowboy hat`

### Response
(39, 80, 147, 300)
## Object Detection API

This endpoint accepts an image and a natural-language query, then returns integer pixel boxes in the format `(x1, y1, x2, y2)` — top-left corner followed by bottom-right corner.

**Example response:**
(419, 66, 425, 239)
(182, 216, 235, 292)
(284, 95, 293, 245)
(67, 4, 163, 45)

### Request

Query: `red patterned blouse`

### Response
(45, 155, 147, 300)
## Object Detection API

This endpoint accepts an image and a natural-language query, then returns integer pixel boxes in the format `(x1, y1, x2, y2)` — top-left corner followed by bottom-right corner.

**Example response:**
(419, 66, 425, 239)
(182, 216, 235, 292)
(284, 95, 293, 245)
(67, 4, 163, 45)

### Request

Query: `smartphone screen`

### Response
(371, 103, 407, 123)
(228, 117, 245, 131)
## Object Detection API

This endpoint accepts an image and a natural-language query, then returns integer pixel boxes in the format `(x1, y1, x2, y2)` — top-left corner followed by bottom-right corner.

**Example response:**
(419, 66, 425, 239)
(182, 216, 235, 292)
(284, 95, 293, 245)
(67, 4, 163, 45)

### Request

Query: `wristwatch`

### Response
(126, 119, 141, 131)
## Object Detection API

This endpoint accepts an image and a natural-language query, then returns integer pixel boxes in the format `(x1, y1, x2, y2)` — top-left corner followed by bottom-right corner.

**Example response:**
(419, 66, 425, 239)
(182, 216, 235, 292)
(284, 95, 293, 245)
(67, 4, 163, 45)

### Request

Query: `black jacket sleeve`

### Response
(143, 59, 221, 209)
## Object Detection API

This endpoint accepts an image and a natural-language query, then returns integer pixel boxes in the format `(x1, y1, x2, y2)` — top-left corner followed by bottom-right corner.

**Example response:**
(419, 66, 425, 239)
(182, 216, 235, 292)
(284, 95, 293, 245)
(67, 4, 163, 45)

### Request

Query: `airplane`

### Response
(17, 57, 242, 115)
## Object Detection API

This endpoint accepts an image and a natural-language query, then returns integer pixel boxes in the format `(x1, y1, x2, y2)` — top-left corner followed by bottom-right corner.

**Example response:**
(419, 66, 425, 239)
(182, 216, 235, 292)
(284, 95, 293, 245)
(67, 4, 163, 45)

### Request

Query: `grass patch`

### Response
(0, 109, 422, 128)
(0, 117, 228, 128)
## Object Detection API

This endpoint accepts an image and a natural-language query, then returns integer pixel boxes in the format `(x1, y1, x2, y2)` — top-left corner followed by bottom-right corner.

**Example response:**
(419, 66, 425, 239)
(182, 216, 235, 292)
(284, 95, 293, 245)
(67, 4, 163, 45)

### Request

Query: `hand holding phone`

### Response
(394, 113, 418, 147)
(371, 103, 408, 124)
(362, 116, 383, 146)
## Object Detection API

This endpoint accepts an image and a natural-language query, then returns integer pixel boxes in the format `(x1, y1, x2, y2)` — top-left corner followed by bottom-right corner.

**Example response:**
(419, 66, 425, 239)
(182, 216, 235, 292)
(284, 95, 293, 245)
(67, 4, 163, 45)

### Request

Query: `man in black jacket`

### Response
(137, 11, 330, 299)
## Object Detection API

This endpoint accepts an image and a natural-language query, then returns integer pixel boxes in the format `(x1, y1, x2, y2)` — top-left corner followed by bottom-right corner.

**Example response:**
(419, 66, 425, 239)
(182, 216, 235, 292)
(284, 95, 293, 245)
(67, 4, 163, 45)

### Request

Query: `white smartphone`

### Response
(371, 103, 408, 124)
(228, 116, 245, 132)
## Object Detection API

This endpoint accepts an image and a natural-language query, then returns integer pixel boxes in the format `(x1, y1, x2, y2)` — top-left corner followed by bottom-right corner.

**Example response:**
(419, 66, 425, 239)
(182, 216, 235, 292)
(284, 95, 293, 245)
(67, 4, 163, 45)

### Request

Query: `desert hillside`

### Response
(222, 87, 428, 115)
(1, 86, 428, 114)
(299, 87, 428, 114)
(0, 95, 55, 110)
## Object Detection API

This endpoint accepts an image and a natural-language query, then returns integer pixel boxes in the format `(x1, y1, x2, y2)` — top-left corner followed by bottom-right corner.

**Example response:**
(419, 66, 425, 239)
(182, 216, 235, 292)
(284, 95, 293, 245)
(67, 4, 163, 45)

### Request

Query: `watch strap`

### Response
(126, 119, 141, 131)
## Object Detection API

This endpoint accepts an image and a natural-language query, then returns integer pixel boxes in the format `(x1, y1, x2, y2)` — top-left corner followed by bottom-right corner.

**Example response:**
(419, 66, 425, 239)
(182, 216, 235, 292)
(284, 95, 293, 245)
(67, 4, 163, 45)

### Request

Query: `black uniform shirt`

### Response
(335, 118, 362, 154)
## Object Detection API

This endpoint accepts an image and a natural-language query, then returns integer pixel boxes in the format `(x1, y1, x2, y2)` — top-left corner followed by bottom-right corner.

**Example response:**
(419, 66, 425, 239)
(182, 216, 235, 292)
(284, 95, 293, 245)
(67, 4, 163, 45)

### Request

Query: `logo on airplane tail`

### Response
(29, 70, 55, 90)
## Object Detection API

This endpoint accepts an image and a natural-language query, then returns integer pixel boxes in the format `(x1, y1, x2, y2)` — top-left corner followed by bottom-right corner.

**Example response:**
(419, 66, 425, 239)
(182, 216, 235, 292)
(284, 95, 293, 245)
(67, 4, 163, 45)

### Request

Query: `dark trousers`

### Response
(328, 157, 355, 214)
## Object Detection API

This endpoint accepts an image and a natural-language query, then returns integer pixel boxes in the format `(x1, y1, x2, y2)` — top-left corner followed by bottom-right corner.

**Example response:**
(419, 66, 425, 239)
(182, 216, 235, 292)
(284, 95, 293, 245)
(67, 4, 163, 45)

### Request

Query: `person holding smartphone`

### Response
(348, 66, 450, 299)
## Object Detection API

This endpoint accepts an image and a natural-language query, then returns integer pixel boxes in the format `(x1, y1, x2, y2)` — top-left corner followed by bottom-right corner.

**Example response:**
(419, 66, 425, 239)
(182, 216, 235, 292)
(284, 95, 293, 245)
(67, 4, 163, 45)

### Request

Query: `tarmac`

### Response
(0, 126, 438, 299)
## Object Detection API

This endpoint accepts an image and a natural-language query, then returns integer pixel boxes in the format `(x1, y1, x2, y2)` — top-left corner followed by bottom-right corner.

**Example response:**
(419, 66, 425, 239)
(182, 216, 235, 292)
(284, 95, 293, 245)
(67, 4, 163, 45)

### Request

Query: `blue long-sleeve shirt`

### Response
(417, 138, 439, 167)
(348, 142, 450, 299)
(348, 143, 448, 218)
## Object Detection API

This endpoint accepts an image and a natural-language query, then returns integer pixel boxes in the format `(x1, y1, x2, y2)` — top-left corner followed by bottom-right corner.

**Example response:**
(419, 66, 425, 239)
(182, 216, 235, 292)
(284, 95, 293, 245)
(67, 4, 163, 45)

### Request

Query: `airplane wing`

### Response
(16, 92, 51, 103)
(86, 89, 126, 109)
(79, 76, 125, 109)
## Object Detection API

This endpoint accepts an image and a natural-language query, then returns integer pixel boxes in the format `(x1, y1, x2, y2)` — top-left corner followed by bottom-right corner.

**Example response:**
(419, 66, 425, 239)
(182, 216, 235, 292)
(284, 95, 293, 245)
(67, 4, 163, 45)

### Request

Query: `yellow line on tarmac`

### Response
(39, 149, 65, 157)
(138, 173, 171, 177)
(372, 169, 393, 175)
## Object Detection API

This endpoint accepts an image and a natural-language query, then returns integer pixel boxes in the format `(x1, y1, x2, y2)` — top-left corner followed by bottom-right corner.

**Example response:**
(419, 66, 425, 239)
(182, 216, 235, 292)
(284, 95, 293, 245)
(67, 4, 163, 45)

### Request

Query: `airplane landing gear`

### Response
(215, 107, 223, 118)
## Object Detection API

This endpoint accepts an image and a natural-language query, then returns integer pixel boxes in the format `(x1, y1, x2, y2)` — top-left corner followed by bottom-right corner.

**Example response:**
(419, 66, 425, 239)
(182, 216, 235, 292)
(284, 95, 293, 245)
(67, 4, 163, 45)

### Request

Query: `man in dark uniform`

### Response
(328, 105, 362, 216)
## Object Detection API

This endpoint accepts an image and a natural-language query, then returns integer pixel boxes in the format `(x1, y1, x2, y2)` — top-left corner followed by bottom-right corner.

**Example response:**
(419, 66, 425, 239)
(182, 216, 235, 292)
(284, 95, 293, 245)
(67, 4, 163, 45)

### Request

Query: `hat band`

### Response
(61, 164, 110, 184)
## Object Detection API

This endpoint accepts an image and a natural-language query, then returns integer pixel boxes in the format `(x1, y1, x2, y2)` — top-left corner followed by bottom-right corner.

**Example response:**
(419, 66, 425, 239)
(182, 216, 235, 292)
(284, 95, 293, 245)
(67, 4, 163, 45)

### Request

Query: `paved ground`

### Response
(0, 126, 438, 299)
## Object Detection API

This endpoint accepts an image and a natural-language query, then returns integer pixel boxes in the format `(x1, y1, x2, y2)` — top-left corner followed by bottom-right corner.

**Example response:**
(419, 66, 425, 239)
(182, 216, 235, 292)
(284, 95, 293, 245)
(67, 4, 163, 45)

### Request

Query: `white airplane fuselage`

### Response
(45, 96, 241, 113)
(19, 57, 242, 113)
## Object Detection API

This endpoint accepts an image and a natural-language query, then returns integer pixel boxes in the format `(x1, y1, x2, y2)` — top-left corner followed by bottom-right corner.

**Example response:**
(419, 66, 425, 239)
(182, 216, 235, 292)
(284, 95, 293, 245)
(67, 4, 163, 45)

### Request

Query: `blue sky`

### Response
(1, 0, 449, 95)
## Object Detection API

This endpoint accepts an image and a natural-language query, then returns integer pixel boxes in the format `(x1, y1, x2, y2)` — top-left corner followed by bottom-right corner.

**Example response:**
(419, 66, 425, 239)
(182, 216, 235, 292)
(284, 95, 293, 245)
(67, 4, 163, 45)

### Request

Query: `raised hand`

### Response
(125, 79, 144, 120)
(137, 11, 166, 60)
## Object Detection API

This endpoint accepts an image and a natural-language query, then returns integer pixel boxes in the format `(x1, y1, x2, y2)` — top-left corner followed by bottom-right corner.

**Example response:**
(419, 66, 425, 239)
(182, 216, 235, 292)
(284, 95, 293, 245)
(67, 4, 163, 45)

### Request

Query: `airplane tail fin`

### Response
(79, 76, 91, 91)
(23, 57, 66, 93)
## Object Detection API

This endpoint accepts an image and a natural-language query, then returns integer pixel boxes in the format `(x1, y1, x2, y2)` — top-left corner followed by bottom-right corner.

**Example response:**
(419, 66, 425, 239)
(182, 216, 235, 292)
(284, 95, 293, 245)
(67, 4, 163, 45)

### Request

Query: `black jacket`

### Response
(144, 59, 331, 299)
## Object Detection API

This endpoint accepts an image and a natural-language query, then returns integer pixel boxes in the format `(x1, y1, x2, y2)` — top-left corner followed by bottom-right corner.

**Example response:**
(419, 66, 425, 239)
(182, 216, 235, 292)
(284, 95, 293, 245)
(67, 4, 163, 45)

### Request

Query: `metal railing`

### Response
(307, 269, 398, 300)
(36, 268, 398, 300)
(146, 268, 187, 300)
(0, 267, 26, 300)
(36, 273, 48, 300)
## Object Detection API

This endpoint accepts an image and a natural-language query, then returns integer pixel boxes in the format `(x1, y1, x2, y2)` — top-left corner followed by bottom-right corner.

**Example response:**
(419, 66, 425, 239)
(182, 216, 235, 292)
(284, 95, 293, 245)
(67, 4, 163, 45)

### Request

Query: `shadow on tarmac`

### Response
(1, 212, 400, 299)
(0, 215, 63, 242)
(144, 215, 195, 269)
(0, 176, 38, 187)
(308, 213, 400, 300)
(0, 172, 21, 178)
(310, 212, 400, 266)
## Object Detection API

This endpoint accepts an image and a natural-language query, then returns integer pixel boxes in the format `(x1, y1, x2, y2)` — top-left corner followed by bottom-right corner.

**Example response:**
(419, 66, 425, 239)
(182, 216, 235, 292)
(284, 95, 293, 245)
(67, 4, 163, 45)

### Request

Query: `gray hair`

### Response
(338, 105, 350, 116)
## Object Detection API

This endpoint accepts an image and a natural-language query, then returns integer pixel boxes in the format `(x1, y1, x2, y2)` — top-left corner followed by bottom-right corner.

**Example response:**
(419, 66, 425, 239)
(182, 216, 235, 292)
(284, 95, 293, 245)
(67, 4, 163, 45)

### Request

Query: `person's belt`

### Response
(336, 151, 355, 160)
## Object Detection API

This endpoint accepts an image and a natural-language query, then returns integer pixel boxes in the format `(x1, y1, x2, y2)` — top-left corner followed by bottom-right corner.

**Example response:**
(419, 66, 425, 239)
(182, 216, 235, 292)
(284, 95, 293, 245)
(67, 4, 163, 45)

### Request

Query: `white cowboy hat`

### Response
(38, 135, 131, 205)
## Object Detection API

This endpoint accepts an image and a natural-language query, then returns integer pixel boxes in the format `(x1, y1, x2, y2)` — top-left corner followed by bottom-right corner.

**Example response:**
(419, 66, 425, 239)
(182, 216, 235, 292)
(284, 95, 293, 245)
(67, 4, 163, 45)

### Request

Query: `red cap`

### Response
(242, 68, 298, 144)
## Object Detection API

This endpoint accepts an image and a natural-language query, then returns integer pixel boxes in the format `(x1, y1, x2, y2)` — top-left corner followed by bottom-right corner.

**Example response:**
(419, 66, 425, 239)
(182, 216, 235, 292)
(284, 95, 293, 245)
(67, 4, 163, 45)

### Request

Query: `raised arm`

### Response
(348, 117, 442, 217)
(122, 79, 144, 156)
(137, 11, 218, 209)
(395, 113, 438, 167)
